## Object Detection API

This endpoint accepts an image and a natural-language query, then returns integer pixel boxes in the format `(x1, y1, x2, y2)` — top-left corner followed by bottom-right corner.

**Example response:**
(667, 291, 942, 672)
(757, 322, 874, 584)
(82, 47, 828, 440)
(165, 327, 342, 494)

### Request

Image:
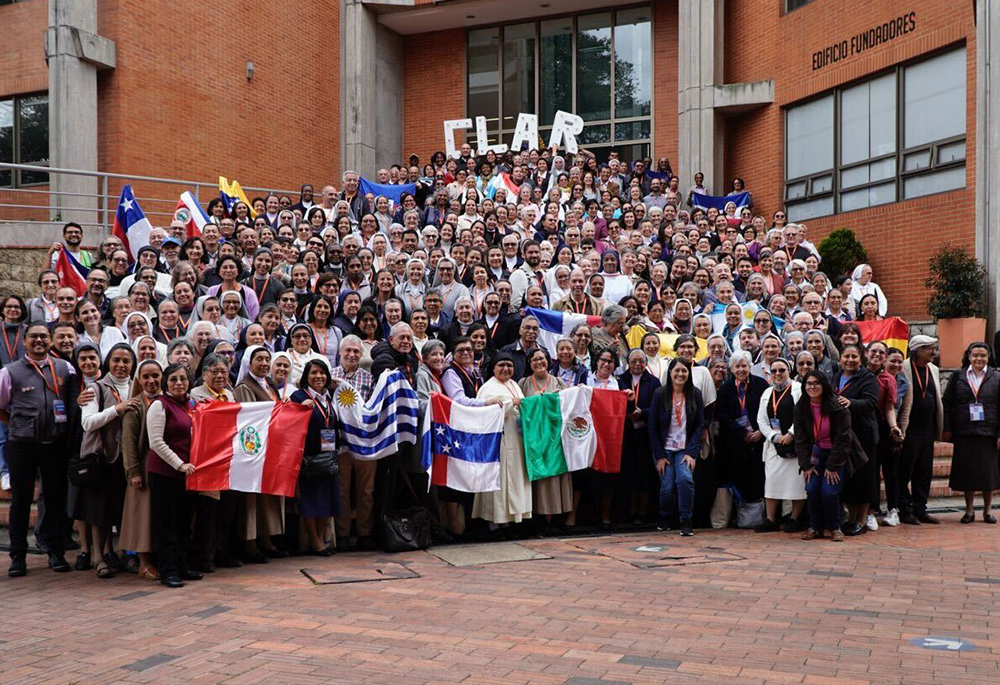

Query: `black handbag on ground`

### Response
(67, 452, 105, 487)
(300, 451, 339, 479)
(378, 464, 432, 552)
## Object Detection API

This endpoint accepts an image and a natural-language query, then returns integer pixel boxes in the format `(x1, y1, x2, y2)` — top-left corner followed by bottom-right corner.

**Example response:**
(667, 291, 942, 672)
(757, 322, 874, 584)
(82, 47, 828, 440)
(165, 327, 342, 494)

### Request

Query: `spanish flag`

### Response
(855, 317, 909, 355)
(625, 327, 709, 361)
(219, 176, 257, 217)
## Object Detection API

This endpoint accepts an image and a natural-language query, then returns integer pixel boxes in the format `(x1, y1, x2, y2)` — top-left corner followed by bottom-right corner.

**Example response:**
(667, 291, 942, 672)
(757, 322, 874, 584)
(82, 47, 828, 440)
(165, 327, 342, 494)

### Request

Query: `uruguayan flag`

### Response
(333, 369, 419, 460)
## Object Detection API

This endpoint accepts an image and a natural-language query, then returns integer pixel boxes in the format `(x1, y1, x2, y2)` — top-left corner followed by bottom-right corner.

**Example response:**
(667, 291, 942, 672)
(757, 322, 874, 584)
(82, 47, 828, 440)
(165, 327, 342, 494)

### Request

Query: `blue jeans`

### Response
(658, 450, 695, 522)
(0, 421, 7, 477)
(805, 448, 844, 532)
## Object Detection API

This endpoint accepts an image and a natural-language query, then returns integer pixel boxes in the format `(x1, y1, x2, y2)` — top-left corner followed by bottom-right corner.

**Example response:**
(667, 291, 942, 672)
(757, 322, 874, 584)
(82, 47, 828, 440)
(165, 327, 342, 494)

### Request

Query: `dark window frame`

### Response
(0, 92, 50, 188)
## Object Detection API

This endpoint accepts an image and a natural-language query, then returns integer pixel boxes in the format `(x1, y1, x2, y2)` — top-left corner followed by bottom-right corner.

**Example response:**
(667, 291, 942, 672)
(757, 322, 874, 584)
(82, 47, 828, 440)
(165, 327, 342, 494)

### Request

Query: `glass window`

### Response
(903, 167, 966, 199)
(904, 48, 966, 148)
(788, 197, 833, 221)
(786, 95, 833, 179)
(468, 28, 500, 131)
(841, 73, 895, 165)
(614, 8, 651, 119)
(0, 99, 12, 187)
(502, 23, 535, 132)
(539, 19, 573, 126)
(577, 13, 612, 122)
(18, 95, 48, 185)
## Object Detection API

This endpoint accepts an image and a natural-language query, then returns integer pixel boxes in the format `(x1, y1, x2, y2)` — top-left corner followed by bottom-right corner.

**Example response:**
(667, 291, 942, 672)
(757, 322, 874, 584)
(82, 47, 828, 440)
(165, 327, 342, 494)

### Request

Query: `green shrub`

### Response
(817, 228, 868, 278)
(925, 244, 987, 319)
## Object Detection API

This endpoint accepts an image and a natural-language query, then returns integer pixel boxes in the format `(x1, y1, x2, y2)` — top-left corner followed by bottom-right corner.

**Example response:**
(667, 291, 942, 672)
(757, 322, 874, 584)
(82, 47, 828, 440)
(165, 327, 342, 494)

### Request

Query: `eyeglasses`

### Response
(771, 368, 787, 375)
(804, 381, 821, 388)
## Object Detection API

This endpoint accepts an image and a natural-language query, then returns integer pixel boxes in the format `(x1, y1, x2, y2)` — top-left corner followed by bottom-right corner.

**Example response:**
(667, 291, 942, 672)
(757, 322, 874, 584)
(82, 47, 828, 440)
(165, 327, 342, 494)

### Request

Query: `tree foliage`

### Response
(925, 245, 987, 319)
(817, 229, 868, 278)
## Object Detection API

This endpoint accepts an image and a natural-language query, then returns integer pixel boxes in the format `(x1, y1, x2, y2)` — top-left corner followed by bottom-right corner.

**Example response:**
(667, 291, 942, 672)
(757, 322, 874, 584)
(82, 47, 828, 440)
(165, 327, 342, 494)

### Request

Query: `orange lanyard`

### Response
(455, 364, 481, 394)
(108, 386, 123, 404)
(473, 289, 488, 316)
(430, 371, 444, 393)
(571, 298, 587, 314)
(968, 369, 985, 402)
(312, 325, 327, 356)
(914, 363, 929, 399)
(812, 412, 823, 443)
(770, 385, 791, 416)
(631, 374, 642, 400)
(736, 382, 747, 414)
(531, 375, 551, 394)
(158, 324, 177, 342)
(500, 380, 519, 400)
(27, 357, 59, 395)
(672, 395, 685, 426)
(2, 327, 21, 361)
(312, 394, 333, 427)
(254, 275, 271, 301)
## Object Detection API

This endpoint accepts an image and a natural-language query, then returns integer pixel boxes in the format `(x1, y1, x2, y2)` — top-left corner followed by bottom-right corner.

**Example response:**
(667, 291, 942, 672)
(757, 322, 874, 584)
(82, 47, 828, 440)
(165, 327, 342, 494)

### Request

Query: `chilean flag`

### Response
(187, 400, 311, 497)
(111, 184, 154, 261)
(421, 393, 504, 493)
(174, 191, 209, 238)
(54, 246, 90, 296)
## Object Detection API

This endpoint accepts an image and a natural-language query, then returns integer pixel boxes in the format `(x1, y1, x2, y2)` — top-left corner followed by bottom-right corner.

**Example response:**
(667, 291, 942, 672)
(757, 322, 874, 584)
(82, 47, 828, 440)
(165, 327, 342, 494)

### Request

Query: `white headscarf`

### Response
(236, 344, 271, 387)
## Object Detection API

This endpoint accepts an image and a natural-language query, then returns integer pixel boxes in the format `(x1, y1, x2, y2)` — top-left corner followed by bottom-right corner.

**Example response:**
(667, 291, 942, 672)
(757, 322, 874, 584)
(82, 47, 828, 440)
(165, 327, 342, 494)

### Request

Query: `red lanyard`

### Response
(571, 298, 587, 314)
(736, 381, 747, 414)
(108, 386, 123, 404)
(631, 374, 642, 399)
(672, 395, 685, 426)
(254, 275, 271, 301)
(27, 357, 59, 395)
(312, 394, 333, 427)
(968, 369, 985, 402)
(812, 412, 823, 443)
(2, 327, 21, 361)
(455, 364, 481, 394)
(158, 324, 177, 342)
(914, 364, 929, 399)
(770, 385, 791, 416)
(430, 371, 444, 393)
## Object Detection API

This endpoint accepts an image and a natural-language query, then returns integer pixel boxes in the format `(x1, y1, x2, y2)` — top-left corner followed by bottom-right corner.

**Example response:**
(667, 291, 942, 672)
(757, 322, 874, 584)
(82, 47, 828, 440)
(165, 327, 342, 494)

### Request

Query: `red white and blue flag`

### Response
(174, 191, 209, 238)
(111, 184, 153, 261)
(486, 172, 521, 202)
(525, 307, 603, 357)
(421, 393, 504, 493)
(54, 245, 90, 296)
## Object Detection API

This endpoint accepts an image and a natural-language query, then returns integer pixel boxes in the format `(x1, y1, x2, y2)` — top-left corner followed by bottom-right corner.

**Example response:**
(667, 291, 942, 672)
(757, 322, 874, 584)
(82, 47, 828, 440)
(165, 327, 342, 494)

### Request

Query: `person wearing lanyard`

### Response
(291, 359, 341, 556)
(648, 357, 705, 537)
(305, 294, 342, 371)
(897, 335, 944, 525)
(865, 341, 904, 528)
(716, 351, 768, 507)
(0, 323, 75, 576)
(833, 344, 881, 537)
(794, 370, 863, 542)
(942, 342, 1000, 524)
(0, 295, 27, 366)
(617, 348, 661, 525)
(756, 358, 806, 533)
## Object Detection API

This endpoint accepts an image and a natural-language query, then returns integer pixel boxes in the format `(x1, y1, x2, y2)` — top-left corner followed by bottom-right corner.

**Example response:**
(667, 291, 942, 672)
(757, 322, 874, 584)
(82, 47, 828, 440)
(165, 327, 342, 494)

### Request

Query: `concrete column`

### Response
(976, 0, 1000, 329)
(45, 0, 115, 229)
(677, 0, 724, 193)
(341, 1, 403, 178)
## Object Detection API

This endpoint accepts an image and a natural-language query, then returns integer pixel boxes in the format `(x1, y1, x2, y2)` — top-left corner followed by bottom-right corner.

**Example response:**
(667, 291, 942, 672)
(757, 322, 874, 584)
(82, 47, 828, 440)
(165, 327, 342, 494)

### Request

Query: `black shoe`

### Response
(900, 513, 921, 525)
(7, 557, 27, 577)
(214, 554, 243, 568)
(680, 520, 694, 536)
(844, 523, 866, 536)
(179, 569, 203, 581)
(432, 528, 456, 545)
(197, 560, 216, 574)
(244, 551, 269, 564)
(656, 517, 671, 531)
(309, 547, 334, 557)
(961, 513, 976, 524)
(104, 551, 122, 571)
(263, 548, 288, 559)
(754, 518, 779, 533)
(63, 537, 81, 552)
(917, 513, 940, 524)
(48, 554, 71, 572)
(161, 575, 185, 588)
(984, 513, 998, 524)
(74, 552, 92, 571)
(782, 518, 805, 533)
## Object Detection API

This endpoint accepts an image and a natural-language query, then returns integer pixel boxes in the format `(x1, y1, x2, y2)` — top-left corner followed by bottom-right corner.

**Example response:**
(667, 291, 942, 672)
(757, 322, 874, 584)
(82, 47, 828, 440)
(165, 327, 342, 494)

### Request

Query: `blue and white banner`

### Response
(358, 178, 417, 211)
(691, 190, 750, 213)
(333, 369, 419, 460)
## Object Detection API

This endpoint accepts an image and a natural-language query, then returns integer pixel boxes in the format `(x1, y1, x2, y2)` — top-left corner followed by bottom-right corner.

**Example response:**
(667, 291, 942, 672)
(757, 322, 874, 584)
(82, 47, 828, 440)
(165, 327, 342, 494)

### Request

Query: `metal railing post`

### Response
(101, 173, 109, 231)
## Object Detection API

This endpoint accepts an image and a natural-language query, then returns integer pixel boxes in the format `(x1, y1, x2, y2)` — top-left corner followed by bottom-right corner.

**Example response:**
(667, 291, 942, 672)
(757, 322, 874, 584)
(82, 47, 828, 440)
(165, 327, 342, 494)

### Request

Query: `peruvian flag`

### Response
(54, 245, 90, 296)
(187, 400, 312, 497)
(174, 190, 209, 238)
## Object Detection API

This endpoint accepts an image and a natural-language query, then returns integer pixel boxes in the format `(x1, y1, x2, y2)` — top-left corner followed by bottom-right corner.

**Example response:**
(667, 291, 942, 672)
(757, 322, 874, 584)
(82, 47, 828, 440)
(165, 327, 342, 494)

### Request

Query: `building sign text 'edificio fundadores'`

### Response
(812, 12, 916, 71)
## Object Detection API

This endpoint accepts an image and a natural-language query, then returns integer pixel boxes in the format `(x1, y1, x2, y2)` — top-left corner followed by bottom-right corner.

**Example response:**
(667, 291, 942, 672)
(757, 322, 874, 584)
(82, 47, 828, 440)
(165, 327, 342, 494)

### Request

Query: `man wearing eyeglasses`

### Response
(83, 268, 114, 324)
(498, 316, 541, 380)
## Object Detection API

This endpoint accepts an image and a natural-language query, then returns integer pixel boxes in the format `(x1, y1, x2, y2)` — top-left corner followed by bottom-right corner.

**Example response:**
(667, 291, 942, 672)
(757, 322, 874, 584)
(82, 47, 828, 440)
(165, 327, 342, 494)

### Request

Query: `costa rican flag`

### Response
(111, 184, 153, 261)
(421, 393, 504, 493)
(174, 191, 210, 237)
(187, 400, 311, 497)
(54, 245, 90, 296)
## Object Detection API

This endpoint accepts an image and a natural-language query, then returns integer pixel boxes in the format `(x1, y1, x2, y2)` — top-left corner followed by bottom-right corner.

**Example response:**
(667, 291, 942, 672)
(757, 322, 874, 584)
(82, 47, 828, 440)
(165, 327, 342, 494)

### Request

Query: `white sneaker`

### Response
(865, 514, 879, 531)
(882, 509, 900, 527)
(1, 473, 8, 491)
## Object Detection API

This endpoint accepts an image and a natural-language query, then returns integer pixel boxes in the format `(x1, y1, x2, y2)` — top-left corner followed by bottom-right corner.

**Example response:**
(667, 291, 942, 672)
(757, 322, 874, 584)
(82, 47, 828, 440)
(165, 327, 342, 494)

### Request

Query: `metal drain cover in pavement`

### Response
(571, 539, 745, 568)
(301, 561, 419, 584)
(428, 541, 550, 567)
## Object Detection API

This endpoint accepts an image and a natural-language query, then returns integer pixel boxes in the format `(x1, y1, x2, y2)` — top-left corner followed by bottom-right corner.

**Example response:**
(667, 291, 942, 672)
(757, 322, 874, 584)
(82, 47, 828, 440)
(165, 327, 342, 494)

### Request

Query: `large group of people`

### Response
(1, 145, 993, 586)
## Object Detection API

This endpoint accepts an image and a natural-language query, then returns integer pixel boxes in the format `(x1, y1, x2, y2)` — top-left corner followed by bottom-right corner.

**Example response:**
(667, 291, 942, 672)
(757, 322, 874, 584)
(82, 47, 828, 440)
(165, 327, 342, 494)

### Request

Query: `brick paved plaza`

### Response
(1, 512, 998, 685)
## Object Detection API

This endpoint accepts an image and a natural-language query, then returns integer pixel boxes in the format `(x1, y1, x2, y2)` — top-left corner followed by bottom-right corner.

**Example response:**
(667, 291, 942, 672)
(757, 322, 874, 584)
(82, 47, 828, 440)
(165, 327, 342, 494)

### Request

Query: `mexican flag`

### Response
(520, 386, 628, 481)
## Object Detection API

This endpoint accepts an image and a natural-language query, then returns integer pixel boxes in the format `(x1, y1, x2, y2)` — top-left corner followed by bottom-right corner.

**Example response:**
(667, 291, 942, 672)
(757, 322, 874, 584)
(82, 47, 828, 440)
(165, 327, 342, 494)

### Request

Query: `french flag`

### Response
(421, 393, 504, 493)
(54, 246, 90, 296)
(112, 184, 154, 261)
(174, 191, 209, 238)
(525, 307, 602, 356)
(187, 400, 312, 497)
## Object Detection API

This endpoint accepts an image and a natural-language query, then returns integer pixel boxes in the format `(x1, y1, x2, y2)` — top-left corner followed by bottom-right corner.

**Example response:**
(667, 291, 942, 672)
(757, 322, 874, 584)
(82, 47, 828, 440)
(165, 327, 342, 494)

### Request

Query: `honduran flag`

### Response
(54, 245, 90, 296)
(420, 393, 504, 493)
(112, 184, 154, 261)
(174, 191, 210, 238)
(219, 176, 256, 217)
(525, 307, 602, 356)
(187, 400, 311, 497)
(520, 386, 628, 479)
(856, 317, 910, 355)
(486, 172, 521, 202)
(334, 369, 419, 460)
(691, 190, 750, 213)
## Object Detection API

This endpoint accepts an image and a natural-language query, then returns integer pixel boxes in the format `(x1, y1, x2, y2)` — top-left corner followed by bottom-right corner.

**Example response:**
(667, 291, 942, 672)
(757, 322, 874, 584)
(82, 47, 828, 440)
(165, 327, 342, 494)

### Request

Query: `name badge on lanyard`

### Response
(769, 418, 781, 431)
(320, 428, 337, 452)
(970, 403, 985, 422)
(53, 399, 67, 424)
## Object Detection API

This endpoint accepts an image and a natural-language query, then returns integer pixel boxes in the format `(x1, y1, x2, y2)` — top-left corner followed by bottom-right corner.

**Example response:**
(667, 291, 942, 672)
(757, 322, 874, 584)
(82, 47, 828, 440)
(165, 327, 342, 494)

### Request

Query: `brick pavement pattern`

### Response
(1, 512, 999, 684)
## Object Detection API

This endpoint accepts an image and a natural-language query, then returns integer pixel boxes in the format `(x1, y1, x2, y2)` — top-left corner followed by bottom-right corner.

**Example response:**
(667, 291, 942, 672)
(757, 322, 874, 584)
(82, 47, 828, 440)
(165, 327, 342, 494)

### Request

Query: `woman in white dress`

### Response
(755, 356, 806, 532)
(473, 353, 532, 526)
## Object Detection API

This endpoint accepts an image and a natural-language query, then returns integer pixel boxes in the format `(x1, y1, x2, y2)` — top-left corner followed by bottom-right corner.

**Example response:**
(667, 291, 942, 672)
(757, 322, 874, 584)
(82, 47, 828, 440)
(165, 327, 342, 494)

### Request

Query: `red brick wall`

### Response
(652, 0, 678, 165)
(724, 0, 976, 319)
(402, 29, 466, 162)
(95, 0, 340, 196)
(0, 1, 47, 98)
